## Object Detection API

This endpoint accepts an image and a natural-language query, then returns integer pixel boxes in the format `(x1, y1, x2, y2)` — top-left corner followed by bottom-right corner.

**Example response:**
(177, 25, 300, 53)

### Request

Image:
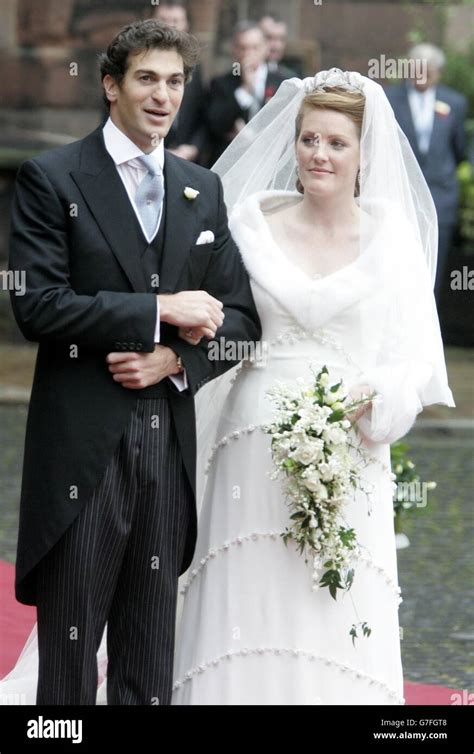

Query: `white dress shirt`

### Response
(103, 117, 187, 391)
(407, 85, 436, 155)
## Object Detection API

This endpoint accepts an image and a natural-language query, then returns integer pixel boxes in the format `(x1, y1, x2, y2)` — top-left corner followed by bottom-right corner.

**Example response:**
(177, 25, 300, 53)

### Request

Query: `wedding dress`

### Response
(171, 189, 452, 705)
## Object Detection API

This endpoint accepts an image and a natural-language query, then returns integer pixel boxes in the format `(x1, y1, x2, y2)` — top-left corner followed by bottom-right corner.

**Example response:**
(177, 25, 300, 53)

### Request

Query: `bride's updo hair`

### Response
(294, 86, 365, 196)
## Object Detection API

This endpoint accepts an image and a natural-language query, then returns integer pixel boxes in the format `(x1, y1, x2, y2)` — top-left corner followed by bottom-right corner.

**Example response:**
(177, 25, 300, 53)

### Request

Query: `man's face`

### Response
(233, 29, 268, 70)
(411, 64, 441, 92)
(260, 18, 287, 63)
(154, 5, 188, 32)
(103, 47, 185, 152)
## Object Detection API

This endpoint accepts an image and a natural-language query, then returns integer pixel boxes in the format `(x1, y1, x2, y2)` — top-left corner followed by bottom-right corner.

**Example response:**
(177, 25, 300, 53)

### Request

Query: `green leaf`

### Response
(345, 568, 355, 590)
(350, 625, 358, 646)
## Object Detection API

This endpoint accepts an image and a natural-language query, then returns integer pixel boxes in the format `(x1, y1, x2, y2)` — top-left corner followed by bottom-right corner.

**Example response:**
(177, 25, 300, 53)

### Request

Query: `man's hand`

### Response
(159, 291, 224, 339)
(240, 58, 259, 93)
(178, 326, 205, 345)
(106, 345, 180, 389)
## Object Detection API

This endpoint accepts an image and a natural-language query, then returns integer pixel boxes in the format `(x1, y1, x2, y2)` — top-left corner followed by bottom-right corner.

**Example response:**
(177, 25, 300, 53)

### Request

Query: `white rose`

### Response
(301, 473, 329, 499)
(323, 426, 347, 445)
(318, 462, 334, 482)
(291, 437, 324, 465)
(183, 186, 200, 200)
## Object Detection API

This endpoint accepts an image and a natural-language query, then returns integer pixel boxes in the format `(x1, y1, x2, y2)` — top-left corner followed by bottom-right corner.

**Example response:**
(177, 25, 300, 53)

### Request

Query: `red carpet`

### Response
(0, 560, 462, 703)
(0, 560, 36, 678)
(403, 680, 461, 705)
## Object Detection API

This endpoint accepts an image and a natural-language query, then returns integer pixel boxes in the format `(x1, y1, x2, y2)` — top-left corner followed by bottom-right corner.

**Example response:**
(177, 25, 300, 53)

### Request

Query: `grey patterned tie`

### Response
(134, 154, 164, 240)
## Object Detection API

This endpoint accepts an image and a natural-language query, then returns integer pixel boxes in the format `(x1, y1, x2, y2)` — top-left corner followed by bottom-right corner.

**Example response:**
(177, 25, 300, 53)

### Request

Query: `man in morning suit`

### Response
(386, 43, 467, 300)
(207, 21, 288, 164)
(8, 20, 261, 705)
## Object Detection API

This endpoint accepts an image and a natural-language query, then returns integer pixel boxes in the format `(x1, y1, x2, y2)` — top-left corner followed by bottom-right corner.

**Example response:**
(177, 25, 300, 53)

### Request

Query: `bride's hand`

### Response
(347, 384, 373, 422)
(178, 326, 205, 345)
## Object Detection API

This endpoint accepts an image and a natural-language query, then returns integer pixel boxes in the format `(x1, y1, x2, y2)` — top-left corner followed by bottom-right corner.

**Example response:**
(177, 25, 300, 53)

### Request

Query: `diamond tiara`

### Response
(304, 68, 365, 95)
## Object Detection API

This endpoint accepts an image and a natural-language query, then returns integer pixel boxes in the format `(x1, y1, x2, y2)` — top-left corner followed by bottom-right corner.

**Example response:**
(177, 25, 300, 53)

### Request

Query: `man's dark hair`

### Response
(232, 20, 265, 41)
(99, 19, 200, 109)
(153, 0, 192, 28)
(259, 12, 283, 24)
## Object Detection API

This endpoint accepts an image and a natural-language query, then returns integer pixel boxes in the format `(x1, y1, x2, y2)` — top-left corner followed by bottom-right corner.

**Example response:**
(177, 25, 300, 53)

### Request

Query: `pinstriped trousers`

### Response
(35, 398, 192, 705)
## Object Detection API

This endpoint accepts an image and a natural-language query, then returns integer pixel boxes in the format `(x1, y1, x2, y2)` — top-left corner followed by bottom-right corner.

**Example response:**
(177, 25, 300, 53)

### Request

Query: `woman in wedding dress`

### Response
(0, 71, 453, 706)
(171, 70, 454, 704)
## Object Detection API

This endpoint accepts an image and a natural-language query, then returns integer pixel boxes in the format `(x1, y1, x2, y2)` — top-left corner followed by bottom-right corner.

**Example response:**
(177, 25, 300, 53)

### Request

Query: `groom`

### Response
(8, 20, 261, 705)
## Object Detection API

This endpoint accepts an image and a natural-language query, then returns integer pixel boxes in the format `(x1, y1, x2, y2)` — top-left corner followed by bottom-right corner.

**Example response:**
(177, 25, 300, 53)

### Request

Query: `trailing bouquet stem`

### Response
(265, 365, 375, 642)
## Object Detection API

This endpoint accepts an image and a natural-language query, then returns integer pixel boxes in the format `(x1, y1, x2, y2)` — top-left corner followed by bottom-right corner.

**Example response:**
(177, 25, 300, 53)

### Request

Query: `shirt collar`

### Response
(103, 116, 165, 170)
(256, 62, 268, 83)
(408, 83, 436, 100)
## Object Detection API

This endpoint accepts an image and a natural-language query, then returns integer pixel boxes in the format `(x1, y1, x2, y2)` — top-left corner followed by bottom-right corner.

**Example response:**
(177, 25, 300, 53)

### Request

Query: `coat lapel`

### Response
(159, 151, 201, 293)
(398, 85, 422, 163)
(71, 128, 201, 294)
(426, 85, 445, 158)
(263, 70, 283, 103)
(71, 128, 147, 293)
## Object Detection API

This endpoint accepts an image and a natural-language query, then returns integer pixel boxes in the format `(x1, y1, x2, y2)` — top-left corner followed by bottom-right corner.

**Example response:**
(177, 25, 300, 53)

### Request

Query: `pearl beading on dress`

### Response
(205, 424, 392, 479)
(180, 529, 402, 605)
(204, 423, 263, 474)
(205, 325, 370, 475)
(227, 325, 365, 381)
(172, 646, 405, 705)
(267, 325, 366, 379)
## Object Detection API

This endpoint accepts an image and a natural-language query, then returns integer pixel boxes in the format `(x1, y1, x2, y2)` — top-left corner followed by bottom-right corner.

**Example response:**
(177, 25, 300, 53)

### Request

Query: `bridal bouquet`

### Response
(264, 365, 374, 643)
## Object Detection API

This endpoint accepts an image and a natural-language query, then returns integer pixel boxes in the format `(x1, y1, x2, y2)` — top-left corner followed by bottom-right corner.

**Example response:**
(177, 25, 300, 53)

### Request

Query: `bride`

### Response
(1, 70, 453, 705)
(171, 69, 454, 704)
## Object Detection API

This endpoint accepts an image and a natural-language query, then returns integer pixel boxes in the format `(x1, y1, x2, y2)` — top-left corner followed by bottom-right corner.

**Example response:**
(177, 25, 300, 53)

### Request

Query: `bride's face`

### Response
(295, 109, 360, 199)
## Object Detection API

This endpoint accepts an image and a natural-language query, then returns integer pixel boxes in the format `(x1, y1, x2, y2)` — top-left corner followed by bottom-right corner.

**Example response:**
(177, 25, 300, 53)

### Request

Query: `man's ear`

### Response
(102, 74, 119, 105)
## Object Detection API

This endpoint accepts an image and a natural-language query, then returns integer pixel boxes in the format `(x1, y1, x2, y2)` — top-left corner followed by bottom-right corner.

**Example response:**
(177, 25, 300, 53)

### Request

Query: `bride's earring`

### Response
(355, 169, 360, 197)
(296, 165, 304, 195)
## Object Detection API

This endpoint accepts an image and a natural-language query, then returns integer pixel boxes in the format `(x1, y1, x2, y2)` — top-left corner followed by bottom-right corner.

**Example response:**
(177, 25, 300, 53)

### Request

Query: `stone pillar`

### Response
(0, 0, 18, 50)
(189, 0, 219, 78)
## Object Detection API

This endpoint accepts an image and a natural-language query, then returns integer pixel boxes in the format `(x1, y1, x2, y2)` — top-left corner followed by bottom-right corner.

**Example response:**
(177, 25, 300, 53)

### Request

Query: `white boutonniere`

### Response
(184, 186, 200, 200)
(435, 100, 451, 117)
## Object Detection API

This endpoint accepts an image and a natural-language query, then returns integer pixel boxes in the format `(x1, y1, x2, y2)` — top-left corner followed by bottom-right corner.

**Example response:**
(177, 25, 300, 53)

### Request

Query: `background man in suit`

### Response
(207, 21, 287, 164)
(259, 13, 300, 79)
(153, 0, 208, 164)
(8, 19, 261, 705)
(386, 43, 467, 301)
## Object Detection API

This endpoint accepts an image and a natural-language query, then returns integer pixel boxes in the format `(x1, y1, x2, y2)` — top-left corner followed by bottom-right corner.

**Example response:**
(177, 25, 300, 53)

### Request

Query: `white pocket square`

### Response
(196, 230, 215, 245)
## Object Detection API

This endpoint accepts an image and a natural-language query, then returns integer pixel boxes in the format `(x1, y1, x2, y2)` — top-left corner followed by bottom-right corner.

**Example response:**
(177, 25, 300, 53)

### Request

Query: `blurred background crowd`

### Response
(0, 0, 473, 344)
